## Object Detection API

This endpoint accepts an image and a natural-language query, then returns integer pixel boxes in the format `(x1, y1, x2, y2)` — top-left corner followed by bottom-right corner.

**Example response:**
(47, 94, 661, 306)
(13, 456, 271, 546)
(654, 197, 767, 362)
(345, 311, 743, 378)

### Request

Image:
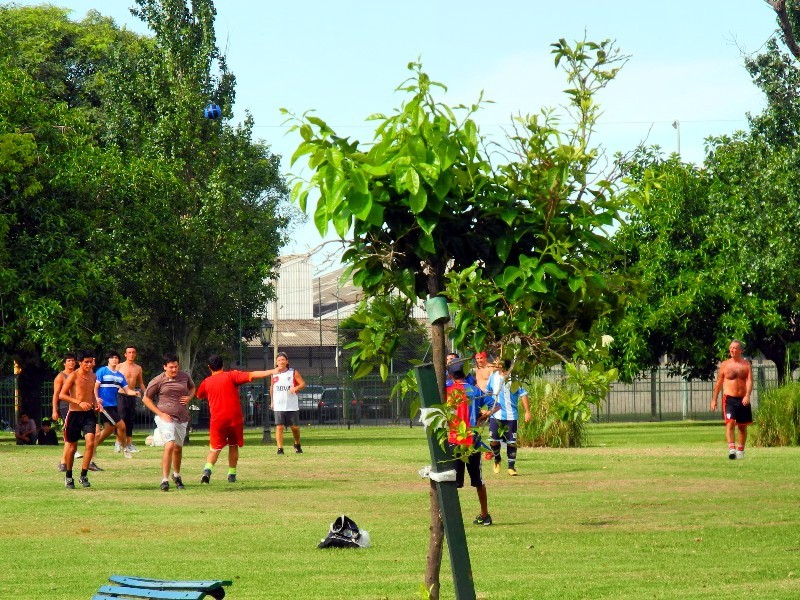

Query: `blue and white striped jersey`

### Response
(486, 371, 527, 421)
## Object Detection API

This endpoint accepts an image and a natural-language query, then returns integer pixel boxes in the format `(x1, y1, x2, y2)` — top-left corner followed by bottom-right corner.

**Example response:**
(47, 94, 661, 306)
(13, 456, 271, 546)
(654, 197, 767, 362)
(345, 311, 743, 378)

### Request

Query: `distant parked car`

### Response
(317, 387, 360, 423)
(298, 385, 324, 421)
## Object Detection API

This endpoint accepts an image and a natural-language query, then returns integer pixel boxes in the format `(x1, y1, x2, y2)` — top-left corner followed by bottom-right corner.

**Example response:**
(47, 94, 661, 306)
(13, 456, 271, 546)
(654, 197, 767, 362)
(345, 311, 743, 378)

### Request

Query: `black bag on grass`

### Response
(318, 515, 370, 549)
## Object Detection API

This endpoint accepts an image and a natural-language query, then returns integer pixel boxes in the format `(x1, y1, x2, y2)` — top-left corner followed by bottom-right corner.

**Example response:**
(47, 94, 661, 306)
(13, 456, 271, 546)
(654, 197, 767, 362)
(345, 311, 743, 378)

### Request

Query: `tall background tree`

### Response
(609, 1, 800, 381)
(0, 1, 293, 419)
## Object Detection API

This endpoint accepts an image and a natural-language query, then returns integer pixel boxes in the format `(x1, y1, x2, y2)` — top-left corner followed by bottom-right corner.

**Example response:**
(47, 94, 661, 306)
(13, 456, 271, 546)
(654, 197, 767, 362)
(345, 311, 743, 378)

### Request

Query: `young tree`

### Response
(287, 39, 626, 599)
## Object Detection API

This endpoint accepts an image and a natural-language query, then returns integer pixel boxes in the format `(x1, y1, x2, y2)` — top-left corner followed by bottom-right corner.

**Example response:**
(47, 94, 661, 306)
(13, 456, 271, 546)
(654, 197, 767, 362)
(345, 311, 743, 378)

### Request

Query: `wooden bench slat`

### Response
(108, 576, 232, 591)
(95, 585, 205, 599)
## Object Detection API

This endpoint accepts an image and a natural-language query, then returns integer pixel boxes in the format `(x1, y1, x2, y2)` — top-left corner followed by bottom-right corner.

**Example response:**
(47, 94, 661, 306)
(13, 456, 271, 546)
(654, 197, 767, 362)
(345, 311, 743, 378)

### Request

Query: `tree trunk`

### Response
(16, 352, 48, 425)
(424, 268, 448, 600)
(425, 480, 444, 599)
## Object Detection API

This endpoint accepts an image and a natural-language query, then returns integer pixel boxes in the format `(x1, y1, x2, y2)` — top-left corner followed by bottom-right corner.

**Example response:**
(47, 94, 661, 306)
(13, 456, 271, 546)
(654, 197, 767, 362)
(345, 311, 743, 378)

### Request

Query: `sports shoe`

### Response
(172, 475, 185, 490)
(736, 450, 745, 460)
(79, 476, 91, 488)
(74, 451, 83, 459)
(473, 513, 493, 526)
(160, 481, 170, 492)
(88, 461, 104, 472)
(114, 442, 121, 453)
(227, 473, 236, 483)
(123, 449, 133, 459)
(58, 463, 67, 473)
(200, 469, 211, 484)
(65, 477, 75, 489)
(729, 449, 737, 460)
(294, 444, 303, 454)
(276, 447, 284, 455)
(508, 468, 518, 476)
(126, 444, 140, 453)
(493, 461, 501, 474)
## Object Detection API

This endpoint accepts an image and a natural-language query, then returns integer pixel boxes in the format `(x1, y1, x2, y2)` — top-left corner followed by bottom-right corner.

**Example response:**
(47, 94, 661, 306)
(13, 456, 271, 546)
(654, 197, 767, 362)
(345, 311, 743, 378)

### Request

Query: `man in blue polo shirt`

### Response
(94, 350, 140, 461)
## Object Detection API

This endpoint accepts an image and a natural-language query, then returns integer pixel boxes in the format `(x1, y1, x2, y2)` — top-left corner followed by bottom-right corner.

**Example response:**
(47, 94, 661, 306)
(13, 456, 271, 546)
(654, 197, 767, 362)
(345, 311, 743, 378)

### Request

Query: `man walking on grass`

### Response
(196, 354, 278, 484)
(94, 350, 140, 460)
(486, 359, 531, 476)
(59, 350, 98, 489)
(118, 345, 145, 455)
(142, 353, 195, 491)
(447, 361, 498, 526)
(711, 339, 753, 460)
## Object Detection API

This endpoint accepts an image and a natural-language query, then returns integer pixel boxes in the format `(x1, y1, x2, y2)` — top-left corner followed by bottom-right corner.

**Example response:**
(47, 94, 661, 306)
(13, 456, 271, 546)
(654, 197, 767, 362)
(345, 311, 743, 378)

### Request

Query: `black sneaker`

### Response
(172, 475, 185, 490)
(227, 473, 236, 483)
(294, 444, 303, 454)
(276, 447, 284, 455)
(160, 481, 170, 492)
(65, 477, 75, 489)
(473, 513, 493, 526)
(200, 469, 211, 484)
(58, 463, 67, 473)
(88, 461, 104, 472)
(79, 476, 91, 488)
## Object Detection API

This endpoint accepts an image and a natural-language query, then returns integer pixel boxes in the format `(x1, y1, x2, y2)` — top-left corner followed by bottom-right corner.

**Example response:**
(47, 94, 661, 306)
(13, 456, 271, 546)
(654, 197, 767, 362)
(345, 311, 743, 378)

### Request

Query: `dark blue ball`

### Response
(204, 103, 221, 119)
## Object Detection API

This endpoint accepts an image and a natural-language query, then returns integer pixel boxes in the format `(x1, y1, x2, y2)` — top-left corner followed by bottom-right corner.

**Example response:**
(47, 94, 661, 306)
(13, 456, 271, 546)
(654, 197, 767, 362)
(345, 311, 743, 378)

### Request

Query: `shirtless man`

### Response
(711, 340, 753, 460)
(53, 353, 76, 473)
(118, 345, 145, 453)
(473, 351, 496, 398)
(59, 350, 99, 488)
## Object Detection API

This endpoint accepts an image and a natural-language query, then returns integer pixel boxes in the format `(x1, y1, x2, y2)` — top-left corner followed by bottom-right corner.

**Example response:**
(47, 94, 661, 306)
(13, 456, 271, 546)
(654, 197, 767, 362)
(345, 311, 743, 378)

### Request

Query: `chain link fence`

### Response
(1, 362, 782, 432)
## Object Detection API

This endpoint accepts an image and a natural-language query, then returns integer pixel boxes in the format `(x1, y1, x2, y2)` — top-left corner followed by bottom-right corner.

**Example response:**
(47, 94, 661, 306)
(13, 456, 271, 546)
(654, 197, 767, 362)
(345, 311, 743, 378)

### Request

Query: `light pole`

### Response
(259, 318, 274, 444)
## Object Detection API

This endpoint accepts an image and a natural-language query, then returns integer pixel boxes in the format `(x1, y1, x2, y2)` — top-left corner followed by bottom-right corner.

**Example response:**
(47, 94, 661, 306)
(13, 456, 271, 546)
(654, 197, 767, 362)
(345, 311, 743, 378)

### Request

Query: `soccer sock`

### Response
(66, 470, 73, 479)
(507, 445, 517, 469)
(162, 477, 169, 483)
(173, 472, 180, 478)
(728, 442, 735, 451)
(204, 462, 214, 472)
(81, 469, 88, 477)
(491, 444, 501, 463)
(228, 467, 236, 475)
(737, 446, 744, 451)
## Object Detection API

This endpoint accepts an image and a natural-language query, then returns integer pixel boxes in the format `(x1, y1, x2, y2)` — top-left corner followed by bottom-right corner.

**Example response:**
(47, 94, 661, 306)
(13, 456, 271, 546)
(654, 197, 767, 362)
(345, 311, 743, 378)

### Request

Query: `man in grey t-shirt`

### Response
(142, 352, 195, 492)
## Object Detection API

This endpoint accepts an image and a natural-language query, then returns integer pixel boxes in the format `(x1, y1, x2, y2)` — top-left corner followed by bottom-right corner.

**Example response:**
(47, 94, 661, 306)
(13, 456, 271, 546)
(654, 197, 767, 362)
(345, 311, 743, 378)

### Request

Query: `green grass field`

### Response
(2, 422, 800, 599)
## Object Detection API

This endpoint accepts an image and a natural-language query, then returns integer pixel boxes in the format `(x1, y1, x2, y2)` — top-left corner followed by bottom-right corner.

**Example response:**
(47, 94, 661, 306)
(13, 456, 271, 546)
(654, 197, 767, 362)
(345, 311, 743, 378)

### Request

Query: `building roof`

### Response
(245, 319, 341, 348)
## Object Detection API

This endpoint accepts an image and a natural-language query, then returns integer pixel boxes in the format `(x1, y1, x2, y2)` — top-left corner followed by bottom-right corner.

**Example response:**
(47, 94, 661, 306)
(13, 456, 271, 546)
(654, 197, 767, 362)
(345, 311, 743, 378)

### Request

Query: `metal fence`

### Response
(0, 363, 782, 432)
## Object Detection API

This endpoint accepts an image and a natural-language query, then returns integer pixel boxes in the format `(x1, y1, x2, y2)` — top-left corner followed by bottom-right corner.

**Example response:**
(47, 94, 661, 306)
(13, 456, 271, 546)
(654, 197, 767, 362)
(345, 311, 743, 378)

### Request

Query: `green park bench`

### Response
(92, 575, 232, 600)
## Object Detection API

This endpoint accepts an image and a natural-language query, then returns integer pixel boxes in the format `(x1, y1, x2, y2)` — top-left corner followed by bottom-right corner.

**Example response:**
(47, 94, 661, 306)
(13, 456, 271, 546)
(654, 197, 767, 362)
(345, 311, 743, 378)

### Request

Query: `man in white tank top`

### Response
(270, 352, 306, 454)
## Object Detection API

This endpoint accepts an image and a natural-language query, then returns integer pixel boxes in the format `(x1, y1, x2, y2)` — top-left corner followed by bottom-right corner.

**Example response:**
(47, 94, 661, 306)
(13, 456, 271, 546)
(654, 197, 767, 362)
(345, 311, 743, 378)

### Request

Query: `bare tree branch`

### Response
(766, 0, 800, 60)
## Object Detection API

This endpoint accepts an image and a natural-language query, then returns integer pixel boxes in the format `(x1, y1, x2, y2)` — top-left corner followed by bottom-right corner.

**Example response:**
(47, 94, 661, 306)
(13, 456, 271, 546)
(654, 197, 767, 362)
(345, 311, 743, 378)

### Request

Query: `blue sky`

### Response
(20, 1, 781, 261)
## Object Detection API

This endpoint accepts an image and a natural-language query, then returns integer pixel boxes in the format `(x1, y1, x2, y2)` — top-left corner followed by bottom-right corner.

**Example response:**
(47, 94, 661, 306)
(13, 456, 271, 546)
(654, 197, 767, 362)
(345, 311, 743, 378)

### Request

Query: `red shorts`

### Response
(209, 420, 244, 451)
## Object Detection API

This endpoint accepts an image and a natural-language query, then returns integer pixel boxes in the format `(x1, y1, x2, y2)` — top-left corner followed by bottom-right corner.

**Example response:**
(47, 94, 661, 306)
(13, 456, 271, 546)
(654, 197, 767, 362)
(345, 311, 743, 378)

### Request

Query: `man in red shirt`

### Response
(196, 354, 277, 484)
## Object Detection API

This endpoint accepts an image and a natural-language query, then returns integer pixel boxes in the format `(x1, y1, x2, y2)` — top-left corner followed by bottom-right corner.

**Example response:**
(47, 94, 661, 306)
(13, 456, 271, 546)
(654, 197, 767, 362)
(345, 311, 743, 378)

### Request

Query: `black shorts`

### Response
(117, 394, 136, 434)
(451, 446, 483, 489)
(723, 395, 753, 425)
(99, 406, 122, 426)
(489, 418, 518, 445)
(64, 410, 98, 443)
(274, 410, 300, 427)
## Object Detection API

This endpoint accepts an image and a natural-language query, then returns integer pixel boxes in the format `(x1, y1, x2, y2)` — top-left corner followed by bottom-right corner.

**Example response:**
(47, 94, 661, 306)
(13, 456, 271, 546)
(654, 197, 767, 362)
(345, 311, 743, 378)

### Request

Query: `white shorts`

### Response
(154, 415, 188, 447)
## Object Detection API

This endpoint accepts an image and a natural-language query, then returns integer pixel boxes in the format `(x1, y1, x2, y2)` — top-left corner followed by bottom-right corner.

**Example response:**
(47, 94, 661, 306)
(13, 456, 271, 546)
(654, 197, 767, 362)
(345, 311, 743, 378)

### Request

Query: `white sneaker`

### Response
(736, 450, 745, 460)
(123, 449, 133, 459)
(114, 442, 121, 453)
(75, 451, 83, 459)
(126, 444, 140, 453)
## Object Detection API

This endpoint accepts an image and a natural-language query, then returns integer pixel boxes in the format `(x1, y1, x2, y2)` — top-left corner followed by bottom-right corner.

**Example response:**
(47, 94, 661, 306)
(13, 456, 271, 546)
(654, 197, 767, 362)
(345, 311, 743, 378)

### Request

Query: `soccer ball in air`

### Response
(204, 103, 222, 119)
